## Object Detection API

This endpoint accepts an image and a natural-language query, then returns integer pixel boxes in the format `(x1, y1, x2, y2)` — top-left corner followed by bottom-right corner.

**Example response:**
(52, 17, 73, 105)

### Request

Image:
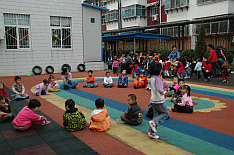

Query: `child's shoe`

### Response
(134, 84, 138, 89)
(222, 80, 227, 83)
(116, 119, 125, 124)
(148, 120, 157, 133)
(147, 132, 159, 139)
(41, 120, 51, 126)
(83, 85, 86, 88)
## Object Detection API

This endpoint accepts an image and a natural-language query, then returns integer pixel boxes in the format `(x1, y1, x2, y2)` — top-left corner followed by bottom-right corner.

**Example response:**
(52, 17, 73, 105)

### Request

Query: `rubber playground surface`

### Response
(0, 70, 233, 155)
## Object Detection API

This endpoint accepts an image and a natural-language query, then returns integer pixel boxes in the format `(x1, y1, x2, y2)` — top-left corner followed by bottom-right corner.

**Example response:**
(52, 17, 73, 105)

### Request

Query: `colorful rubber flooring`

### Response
(0, 71, 234, 155)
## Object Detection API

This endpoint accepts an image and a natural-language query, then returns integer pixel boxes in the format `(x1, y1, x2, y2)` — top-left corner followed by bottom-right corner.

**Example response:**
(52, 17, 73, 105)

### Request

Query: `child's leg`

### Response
(110, 83, 115, 87)
(93, 83, 98, 87)
(71, 81, 78, 89)
(138, 81, 145, 88)
(41, 90, 46, 95)
(103, 83, 108, 87)
(13, 123, 31, 131)
(53, 86, 60, 91)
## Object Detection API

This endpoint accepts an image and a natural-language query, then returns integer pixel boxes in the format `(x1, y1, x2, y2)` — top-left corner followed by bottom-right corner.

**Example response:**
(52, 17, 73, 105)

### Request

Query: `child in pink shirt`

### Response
(171, 85, 193, 113)
(48, 75, 60, 92)
(13, 99, 51, 130)
(35, 79, 49, 96)
(169, 76, 179, 94)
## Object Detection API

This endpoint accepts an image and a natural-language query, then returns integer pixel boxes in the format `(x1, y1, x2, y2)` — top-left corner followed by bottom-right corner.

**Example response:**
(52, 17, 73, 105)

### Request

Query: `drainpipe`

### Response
(160, 0, 162, 50)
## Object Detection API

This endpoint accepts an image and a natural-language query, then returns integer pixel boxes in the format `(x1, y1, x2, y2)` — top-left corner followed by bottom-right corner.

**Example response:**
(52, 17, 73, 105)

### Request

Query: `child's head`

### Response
(182, 85, 191, 96)
(0, 95, 6, 104)
(166, 58, 169, 61)
(178, 58, 182, 62)
(28, 99, 41, 112)
(43, 79, 49, 86)
(0, 82, 5, 90)
(208, 44, 214, 50)
(150, 62, 162, 75)
(139, 72, 144, 77)
(49, 75, 55, 82)
(106, 71, 110, 77)
(65, 99, 75, 110)
(127, 94, 136, 105)
(88, 70, 93, 76)
(122, 70, 127, 75)
(197, 58, 202, 62)
(172, 45, 177, 51)
(185, 59, 189, 63)
(14, 76, 21, 84)
(173, 76, 179, 84)
(178, 79, 185, 88)
(95, 98, 105, 109)
(203, 55, 208, 60)
(62, 68, 69, 75)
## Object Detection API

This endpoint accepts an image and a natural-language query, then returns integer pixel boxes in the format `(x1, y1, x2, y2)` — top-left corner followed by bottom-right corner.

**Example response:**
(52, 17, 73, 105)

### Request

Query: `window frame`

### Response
(150, 7, 158, 17)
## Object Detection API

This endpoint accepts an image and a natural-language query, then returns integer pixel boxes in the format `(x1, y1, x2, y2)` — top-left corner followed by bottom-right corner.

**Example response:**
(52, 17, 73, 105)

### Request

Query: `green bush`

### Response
(156, 49, 171, 60)
(180, 49, 195, 61)
(195, 23, 207, 59)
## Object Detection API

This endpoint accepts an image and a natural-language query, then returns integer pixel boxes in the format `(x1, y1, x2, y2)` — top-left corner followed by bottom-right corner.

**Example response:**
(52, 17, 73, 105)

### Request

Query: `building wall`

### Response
(0, 0, 83, 77)
(122, 0, 147, 7)
(106, 22, 118, 30)
(122, 17, 147, 28)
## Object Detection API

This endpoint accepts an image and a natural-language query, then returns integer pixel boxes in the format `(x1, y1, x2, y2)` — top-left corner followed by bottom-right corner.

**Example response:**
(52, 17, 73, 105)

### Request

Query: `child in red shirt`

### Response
(163, 58, 171, 77)
(83, 70, 98, 88)
(0, 82, 11, 103)
(129, 59, 138, 78)
(203, 60, 212, 82)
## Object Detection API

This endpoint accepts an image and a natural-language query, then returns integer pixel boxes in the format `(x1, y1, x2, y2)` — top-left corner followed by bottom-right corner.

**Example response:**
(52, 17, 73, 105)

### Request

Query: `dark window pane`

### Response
(19, 28, 29, 48)
(91, 18, 95, 23)
(211, 22, 218, 34)
(5, 26, 17, 49)
(52, 29, 61, 48)
(219, 21, 227, 33)
(204, 23, 210, 34)
(62, 28, 71, 48)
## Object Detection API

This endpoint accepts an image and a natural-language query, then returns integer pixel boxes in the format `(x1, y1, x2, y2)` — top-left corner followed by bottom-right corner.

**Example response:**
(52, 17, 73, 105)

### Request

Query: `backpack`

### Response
(215, 49, 223, 58)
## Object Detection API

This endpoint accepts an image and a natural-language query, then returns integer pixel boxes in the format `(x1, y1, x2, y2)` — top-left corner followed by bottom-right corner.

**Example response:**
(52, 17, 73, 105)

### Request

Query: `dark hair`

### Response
(172, 45, 177, 49)
(208, 44, 214, 49)
(219, 46, 223, 49)
(128, 94, 136, 101)
(43, 79, 49, 84)
(14, 76, 21, 82)
(106, 71, 110, 75)
(49, 75, 55, 80)
(161, 72, 165, 79)
(178, 58, 182, 62)
(203, 55, 208, 59)
(197, 58, 202, 62)
(173, 76, 179, 80)
(0, 94, 5, 101)
(28, 99, 41, 109)
(166, 58, 169, 61)
(88, 70, 93, 73)
(183, 85, 191, 97)
(0, 82, 5, 88)
(178, 79, 185, 84)
(61, 68, 68, 75)
(95, 98, 104, 109)
(139, 72, 144, 75)
(150, 62, 162, 75)
(133, 59, 138, 64)
(65, 99, 75, 109)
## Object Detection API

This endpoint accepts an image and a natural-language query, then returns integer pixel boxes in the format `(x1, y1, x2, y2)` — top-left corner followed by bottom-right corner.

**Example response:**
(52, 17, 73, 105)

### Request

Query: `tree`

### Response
(195, 23, 207, 59)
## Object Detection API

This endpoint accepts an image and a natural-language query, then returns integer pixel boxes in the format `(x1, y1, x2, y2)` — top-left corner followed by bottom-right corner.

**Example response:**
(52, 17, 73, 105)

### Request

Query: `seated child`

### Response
(171, 85, 193, 113)
(0, 95, 14, 123)
(0, 82, 12, 103)
(171, 79, 185, 102)
(134, 72, 148, 89)
(48, 75, 60, 92)
(103, 71, 115, 88)
(83, 70, 98, 88)
(169, 76, 179, 95)
(61, 68, 78, 90)
(35, 79, 49, 96)
(12, 99, 51, 130)
(63, 99, 86, 132)
(118, 70, 128, 88)
(12, 76, 29, 101)
(89, 98, 111, 132)
(116, 94, 143, 125)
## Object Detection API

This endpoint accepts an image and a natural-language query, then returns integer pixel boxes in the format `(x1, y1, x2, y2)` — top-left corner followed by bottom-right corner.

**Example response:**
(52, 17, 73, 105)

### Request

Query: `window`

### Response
(197, 0, 222, 5)
(219, 21, 227, 33)
(102, 15, 105, 24)
(136, 5, 146, 16)
(165, 0, 189, 10)
(50, 16, 71, 49)
(4, 13, 30, 49)
(211, 22, 218, 34)
(168, 27, 173, 36)
(91, 18, 95, 23)
(105, 10, 119, 22)
(150, 7, 158, 16)
(162, 28, 168, 35)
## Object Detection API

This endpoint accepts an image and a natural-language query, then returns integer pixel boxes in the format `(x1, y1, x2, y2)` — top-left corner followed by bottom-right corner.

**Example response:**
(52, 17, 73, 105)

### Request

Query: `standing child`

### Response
(103, 71, 115, 88)
(113, 56, 119, 75)
(0, 95, 14, 123)
(63, 99, 86, 132)
(118, 70, 128, 88)
(12, 99, 51, 130)
(61, 68, 78, 90)
(133, 72, 148, 89)
(106, 57, 113, 71)
(116, 94, 143, 125)
(0, 82, 12, 103)
(194, 58, 202, 79)
(184, 60, 191, 79)
(171, 58, 178, 77)
(147, 62, 170, 139)
(89, 98, 111, 132)
(12, 76, 29, 101)
(163, 58, 171, 77)
(171, 85, 193, 113)
(83, 70, 98, 88)
(221, 61, 232, 83)
(190, 58, 197, 77)
(176, 58, 184, 79)
(48, 75, 60, 92)
(203, 60, 212, 82)
(145, 58, 151, 77)
(35, 79, 49, 96)
(129, 59, 138, 78)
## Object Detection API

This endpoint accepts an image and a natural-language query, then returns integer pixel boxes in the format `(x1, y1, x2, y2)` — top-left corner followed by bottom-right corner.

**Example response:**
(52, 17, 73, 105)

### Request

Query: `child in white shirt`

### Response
(103, 72, 115, 88)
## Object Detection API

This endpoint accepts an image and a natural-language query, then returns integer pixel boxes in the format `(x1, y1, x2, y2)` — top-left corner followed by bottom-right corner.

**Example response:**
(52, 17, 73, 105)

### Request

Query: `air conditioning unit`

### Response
(0, 27, 4, 40)
(152, 14, 159, 21)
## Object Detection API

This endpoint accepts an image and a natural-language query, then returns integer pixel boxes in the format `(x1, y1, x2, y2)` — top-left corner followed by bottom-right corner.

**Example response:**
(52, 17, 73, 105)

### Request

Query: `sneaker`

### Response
(83, 85, 86, 88)
(226, 81, 229, 83)
(116, 119, 125, 124)
(41, 120, 51, 126)
(148, 120, 157, 133)
(222, 80, 227, 83)
(134, 84, 138, 89)
(149, 88, 151, 90)
(184, 77, 188, 79)
(146, 87, 149, 90)
(147, 132, 159, 139)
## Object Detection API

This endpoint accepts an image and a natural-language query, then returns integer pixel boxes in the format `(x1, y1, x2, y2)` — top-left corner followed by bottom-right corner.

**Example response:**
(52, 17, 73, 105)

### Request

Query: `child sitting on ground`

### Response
(103, 71, 115, 88)
(221, 61, 232, 83)
(0, 95, 14, 123)
(89, 98, 111, 132)
(48, 75, 60, 92)
(133, 72, 148, 89)
(12, 76, 29, 101)
(61, 68, 78, 90)
(63, 99, 86, 132)
(171, 79, 185, 103)
(129, 59, 138, 78)
(169, 76, 179, 96)
(0, 82, 12, 103)
(171, 85, 193, 113)
(116, 94, 143, 125)
(12, 99, 51, 130)
(83, 70, 98, 88)
(118, 70, 128, 88)
(35, 79, 49, 96)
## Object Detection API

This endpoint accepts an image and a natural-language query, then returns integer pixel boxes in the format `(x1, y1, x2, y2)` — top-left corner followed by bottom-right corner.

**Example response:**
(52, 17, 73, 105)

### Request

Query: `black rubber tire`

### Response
(32, 66, 42, 75)
(45, 66, 54, 74)
(77, 64, 85, 72)
(61, 64, 71, 72)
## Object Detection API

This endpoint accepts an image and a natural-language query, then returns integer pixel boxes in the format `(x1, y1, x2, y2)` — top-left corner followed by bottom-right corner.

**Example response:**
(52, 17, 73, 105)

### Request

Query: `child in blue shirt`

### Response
(118, 70, 128, 88)
(194, 58, 202, 79)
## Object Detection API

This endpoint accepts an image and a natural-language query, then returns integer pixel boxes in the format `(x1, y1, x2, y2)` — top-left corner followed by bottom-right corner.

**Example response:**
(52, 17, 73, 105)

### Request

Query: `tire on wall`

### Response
(32, 66, 42, 75)
(77, 64, 85, 72)
(61, 64, 71, 72)
(45, 66, 54, 74)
